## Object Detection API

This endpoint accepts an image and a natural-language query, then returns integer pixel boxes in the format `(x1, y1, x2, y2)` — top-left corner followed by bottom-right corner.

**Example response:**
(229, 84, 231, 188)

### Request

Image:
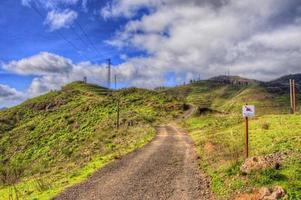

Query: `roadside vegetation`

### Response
(179, 79, 301, 199)
(0, 81, 183, 199)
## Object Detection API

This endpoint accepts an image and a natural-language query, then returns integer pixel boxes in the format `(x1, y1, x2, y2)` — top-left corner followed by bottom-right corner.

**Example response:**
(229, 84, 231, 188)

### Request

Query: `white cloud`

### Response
(4, 52, 73, 75)
(22, 0, 80, 8)
(81, 0, 90, 11)
(22, 0, 91, 11)
(4, 0, 301, 107)
(103, 0, 301, 81)
(100, 0, 157, 19)
(26, 63, 108, 96)
(0, 84, 25, 107)
(44, 9, 78, 31)
(2, 53, 106, 97)
(2, 51, 166, 100)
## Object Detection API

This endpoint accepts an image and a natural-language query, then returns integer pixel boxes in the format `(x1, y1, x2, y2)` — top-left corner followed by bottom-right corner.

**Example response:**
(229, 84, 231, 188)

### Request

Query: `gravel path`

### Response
(54, 123, 213, 200)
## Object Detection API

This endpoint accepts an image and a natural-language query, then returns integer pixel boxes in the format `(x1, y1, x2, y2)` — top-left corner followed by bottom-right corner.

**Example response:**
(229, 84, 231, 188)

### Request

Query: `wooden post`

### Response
(293, 79, 296, 113)
(245, 117, 249, 158)
(116, 99, 120, 130)
(295, 80, 297, 113)
(290, 79, 293, 114)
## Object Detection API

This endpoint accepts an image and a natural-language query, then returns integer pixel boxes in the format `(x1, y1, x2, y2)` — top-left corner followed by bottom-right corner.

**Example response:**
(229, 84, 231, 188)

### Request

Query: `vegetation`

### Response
(179, 79, 301, 199)
(1, 75, 300, 199)
(0, 82, 184, 199)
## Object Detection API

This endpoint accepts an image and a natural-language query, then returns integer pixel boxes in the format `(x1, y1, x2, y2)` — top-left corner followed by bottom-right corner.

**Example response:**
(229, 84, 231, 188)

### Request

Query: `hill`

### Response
(1, 73, 300, 199)
(0, 81, 184, 199)
(269, 73, 301, 85)
(262, 74, 301, 95)
(209, 75, 259, 85)
(173, 75, 301, 199)
(164, 78, 296, 115)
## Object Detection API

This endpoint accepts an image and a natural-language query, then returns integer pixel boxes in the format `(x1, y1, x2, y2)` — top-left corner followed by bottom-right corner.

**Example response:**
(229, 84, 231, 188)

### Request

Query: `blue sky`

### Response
(0, 0, 122, 66)
(0, 0, 301, 107)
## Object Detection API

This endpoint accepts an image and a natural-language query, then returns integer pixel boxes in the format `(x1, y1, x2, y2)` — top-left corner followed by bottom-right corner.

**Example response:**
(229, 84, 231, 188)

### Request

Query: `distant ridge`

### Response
(260, 73, 301, 94)
(269, 73, 301, 85)
(209, 73, 301, 85)
(209, 75, 259, 84)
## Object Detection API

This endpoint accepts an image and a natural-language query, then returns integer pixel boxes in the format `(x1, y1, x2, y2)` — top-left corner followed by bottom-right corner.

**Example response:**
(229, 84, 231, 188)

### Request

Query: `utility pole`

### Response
(116, 99, 120, 130)
(293, 79, 296, 113)
(107, 59, 111, 89)
(114, 75, 117, 90)
(290, 79, 296, 114)
(290, 79, 293, 113)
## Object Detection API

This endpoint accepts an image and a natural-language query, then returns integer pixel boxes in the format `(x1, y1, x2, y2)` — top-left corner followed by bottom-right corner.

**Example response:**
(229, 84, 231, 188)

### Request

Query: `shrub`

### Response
(262, 123, 270, 130)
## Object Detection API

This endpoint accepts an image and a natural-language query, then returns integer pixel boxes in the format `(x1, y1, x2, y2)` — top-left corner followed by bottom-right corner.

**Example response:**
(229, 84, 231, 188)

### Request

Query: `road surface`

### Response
(54, 123, 213, 200)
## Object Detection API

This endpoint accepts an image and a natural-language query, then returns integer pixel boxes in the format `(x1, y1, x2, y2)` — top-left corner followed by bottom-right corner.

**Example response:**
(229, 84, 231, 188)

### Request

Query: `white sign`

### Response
(242, 105, 255, 118)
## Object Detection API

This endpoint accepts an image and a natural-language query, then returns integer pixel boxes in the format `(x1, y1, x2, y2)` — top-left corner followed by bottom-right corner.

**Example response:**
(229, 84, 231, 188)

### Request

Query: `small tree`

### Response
(0, 163, 25, 200)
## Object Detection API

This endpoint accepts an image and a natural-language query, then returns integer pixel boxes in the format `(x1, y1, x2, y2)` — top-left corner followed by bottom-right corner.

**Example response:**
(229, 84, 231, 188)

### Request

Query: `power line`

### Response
(74, 22, 118, 63)
(70, 25, 94, 52)
(50, 3, 96, 59)
(75, 22, 102, 56)
(30, 4, 91, 61)
(30, 2, 118, 81)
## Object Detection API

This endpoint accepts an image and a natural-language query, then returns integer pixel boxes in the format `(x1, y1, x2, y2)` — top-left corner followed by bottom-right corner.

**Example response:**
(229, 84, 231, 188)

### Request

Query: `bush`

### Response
(262, 123, 270, 130)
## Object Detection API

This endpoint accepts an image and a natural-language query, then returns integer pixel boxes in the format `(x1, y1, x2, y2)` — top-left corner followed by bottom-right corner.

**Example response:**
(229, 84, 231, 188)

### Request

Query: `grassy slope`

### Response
(176, 81, 301, 199)
(0, 82, 183, 199)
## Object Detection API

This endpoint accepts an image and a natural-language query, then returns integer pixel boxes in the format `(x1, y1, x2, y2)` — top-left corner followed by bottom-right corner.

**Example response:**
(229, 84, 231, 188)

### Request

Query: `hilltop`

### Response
(262, 73, 301, 94)
(164, 76, 297, 115)
(269, 73, 301, 85)
(210, 75, 259, 85)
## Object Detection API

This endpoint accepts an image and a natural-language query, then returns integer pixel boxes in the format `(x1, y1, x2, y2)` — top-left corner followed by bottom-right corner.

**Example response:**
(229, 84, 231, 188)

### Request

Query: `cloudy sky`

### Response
(0, 0, 301, 107)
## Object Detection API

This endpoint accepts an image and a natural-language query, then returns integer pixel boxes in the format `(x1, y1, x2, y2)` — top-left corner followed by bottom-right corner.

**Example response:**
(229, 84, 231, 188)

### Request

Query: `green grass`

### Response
(0, 82, 184, 199)
(175, 80, 301, 199)
(1, 79, 299, 199)
(184, 114, 301, 199)
(0, 125, 156, 200)
(168, 81, 292, 115)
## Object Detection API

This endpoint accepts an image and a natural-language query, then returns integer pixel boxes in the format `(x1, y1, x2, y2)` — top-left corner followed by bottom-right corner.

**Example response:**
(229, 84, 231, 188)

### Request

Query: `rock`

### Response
(240, 152, 288, 174)
(240, 156, 268, 174)
(235, 186, 285, 200)
(259, 187, 272, 198)
(270, 186, 285, 199)
(260, 186, 285, 200)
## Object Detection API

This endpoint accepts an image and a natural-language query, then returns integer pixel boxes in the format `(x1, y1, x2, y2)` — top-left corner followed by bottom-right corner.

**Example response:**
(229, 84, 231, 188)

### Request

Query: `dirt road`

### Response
(54, 124, 213, 200)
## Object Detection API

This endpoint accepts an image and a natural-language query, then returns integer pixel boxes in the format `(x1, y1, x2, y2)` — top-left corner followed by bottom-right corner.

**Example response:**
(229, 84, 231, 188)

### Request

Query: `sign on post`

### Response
(242, 105, 255, 118)
(242, 105, 255, 158)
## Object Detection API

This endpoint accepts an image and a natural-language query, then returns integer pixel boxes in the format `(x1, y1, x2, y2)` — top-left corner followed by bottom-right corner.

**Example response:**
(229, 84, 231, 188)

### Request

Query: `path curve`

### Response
(54, 124, 213, 200)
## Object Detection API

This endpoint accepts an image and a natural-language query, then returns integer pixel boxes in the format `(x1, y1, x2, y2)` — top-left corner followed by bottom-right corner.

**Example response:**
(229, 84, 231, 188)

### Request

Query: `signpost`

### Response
(242, 105, 255, 158)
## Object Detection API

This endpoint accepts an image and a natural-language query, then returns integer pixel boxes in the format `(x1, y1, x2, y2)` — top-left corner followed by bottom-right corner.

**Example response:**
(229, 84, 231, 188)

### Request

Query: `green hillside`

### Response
(1, 76, 300, 200)
(177, 79, 301, 199)
(166, 80, 296, 115)
(0, 81, 184, 199)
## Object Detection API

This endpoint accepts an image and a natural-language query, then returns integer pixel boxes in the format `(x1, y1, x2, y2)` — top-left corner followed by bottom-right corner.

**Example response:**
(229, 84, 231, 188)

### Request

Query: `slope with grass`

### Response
(178, 77, 301, 199)
(184, 114, 301, 199)
(0, 82, 184, 199)
(167, 78, 298, 115)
